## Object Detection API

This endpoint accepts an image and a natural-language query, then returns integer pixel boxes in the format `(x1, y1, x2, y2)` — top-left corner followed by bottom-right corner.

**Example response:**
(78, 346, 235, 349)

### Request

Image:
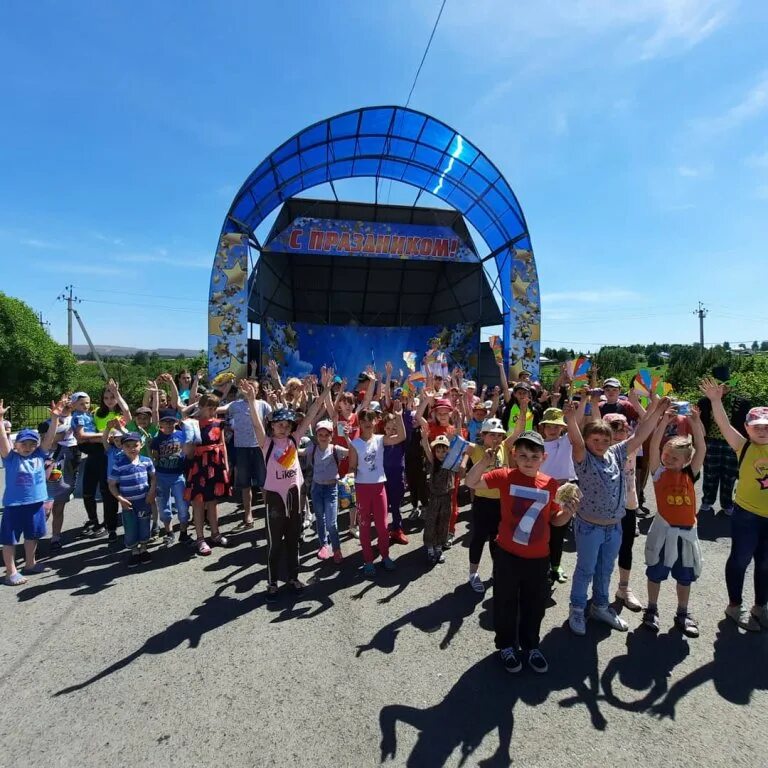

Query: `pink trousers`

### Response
(356, 482, 389, 563)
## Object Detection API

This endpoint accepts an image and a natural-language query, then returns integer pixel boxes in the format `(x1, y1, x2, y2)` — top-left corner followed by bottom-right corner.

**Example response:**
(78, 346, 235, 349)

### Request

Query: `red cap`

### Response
(433, 398, 452, 411)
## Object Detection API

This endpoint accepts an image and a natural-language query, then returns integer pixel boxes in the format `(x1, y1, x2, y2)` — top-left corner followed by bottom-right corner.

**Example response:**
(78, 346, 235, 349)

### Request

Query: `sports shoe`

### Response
(444, 532, 454, 550)
(349, 526, 360, 539)
(127, 553, 141, 569)
(333, 549, 343, 564)
(91, 525, 107, 538)
(362, 562, 376, 577)
(82, 520, 95, 534)
(569, 605, 586, 636)
(427, 549, 437, 566)
(389, 528, 409, 545)
(590, 603, 628, 631)
(751, 604, 768, 629)
(317, 544, 332, 560)
(139, 550, 152, 565)
(211, 534, 228, 548)
(266, 583, 279, 602)
(408, 506, 421, 520)
(615, 587, 643, 612)
(163, 532, 175, 548)
(721, 506, 734, 517)
(674, 611, 699, 638)
(725, 604, 760, 631)
(107, 530, 118, 544)
(551, 566, 568, 584)
(436, 548, 446, 564)
(382, 557, 396, 571)
(527, 649, 549, 674)
(149, 525, 159, 540)
(468, 573, 485, 593)
(499, 647, 522, 673)
(49, 539, 63, 555)
(642, 607, 660, 633)
(197, 539, 212, 556)
(698, 502, 713, 513)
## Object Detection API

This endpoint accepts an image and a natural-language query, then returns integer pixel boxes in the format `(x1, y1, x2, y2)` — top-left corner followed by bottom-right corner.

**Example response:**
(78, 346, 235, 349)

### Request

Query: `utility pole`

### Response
(57, 285, 79, 350)
(37, 311, 50, 334)
(693, 301, 708, 347)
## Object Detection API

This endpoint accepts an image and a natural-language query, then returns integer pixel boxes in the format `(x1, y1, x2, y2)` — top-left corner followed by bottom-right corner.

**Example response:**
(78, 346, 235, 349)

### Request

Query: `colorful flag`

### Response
(565, 356, 591, 389)
(633, 369, 673, 398)
(489, 335, 503, 364)
(403, 351, 417, 372)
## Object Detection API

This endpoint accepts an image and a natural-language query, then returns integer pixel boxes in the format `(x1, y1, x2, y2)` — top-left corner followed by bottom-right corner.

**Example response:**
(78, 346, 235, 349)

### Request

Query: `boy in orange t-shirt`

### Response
(643, 405, 706, 637)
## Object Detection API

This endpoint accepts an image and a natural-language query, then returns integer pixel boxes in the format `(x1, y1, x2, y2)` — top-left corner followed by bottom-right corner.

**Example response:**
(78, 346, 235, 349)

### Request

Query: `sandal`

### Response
(22, 563, 49, 575)
(197, 539, 212, 556)
(288, 578, 305, 592)
(4, 572, 28, 586)
(211, 534, 228, 548)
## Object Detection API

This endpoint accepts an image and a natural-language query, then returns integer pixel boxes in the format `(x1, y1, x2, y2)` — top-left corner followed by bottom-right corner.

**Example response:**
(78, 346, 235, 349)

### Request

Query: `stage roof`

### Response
(226, 106, 530, 256)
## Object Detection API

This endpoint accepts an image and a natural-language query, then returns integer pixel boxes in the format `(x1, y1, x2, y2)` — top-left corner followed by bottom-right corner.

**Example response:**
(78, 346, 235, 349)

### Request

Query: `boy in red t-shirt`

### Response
(466, 430, 576, 674)
(643, 406, 706, 637)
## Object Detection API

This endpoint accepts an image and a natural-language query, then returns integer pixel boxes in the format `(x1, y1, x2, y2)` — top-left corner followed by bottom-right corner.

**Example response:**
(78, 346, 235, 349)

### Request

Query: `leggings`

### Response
(356, 482, 389, 563)
(385, 472, 405, 530)
(81, 449, 119, 531)
(725, 503, 768, 606)
(618, 509, 637, 571)
(265, 487, 301, 585)
(469, 496, 500, 565)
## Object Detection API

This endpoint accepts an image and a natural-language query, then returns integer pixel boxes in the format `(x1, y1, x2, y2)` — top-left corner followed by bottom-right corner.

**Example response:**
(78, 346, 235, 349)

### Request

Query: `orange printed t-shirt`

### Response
(652, 466, 697, 527)
(482, 468, 560, 559)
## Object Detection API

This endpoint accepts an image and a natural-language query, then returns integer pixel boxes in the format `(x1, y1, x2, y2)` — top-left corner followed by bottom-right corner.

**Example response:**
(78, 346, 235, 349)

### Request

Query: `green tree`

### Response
(723, 341, 730, 350)
(761, 341, 768, 352)
(751, 341, 759, 351)
(0, 292, 77, 403)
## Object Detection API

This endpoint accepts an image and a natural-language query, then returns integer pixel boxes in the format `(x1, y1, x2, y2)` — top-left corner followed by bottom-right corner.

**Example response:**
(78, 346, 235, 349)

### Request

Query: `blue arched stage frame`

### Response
(208, 106, 540, 380)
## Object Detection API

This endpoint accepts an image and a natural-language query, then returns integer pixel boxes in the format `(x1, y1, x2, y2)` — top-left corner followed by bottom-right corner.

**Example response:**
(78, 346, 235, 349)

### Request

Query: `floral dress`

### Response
(185, 419, 230, 502)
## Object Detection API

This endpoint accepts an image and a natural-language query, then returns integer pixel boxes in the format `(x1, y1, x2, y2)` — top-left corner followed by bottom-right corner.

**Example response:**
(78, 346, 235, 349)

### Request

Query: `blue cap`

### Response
(158, 409, 179, 422)
(15, 428, 41, 444)
(120, 432, 142, 444)
(332, 375, 343, 384)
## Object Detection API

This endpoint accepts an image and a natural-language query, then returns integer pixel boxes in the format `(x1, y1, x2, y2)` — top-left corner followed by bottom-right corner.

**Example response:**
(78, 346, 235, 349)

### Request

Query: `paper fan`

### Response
(565, 356, 591, 388)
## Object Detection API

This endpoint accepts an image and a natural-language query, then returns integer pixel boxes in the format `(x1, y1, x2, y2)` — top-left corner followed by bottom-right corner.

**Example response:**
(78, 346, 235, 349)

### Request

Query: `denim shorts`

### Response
(646, 538, 696, 586)
(0, 502, 47, 546)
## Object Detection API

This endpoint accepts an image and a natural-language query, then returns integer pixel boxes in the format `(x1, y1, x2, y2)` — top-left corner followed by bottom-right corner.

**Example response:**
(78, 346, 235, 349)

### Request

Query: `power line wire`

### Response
(404, 0, 447, 110)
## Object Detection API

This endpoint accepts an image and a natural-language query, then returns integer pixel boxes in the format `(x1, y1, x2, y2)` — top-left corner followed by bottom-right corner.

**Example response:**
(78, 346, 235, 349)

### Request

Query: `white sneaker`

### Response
(725, 604, 760, 631)
(751, 604, 768, 630)
(163, 532, 175, 548)
(468, 573, 485, 593)
(590, 603, 629, 631)
(569, 605, 586, 636)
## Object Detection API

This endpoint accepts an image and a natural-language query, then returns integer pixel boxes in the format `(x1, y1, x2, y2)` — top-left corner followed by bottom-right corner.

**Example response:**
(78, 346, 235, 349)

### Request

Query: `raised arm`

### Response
(383, 399, 406, 446)
(268, 359, 284, 393)
(688, 406, 707, 476)
(699, 377, 746, 453)
(356, 368, 377, 414)
(497, 358, 511, 404)
(158, 373, 180, 410)
(109, 379, 132, 423)
(240, 380, 267, 445)
(295, 368, 332, 439)
(416, 415, 433, 464)
(648, 408, 672, 475)
(42, 397, 66, 453)
(627, 386, 646, 418)
(626, 397, 670, 455)
(0, 400, 10, 459)
(502, 398, 529, 451)
(382, 361, 393, 409)
(465, 448, 494, 490)
(564, 400, 586, 463)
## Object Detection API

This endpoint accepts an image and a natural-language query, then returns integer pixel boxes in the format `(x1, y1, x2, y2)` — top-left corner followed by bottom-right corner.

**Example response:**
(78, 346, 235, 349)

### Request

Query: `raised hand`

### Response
(393, 399, 403, 415)
(385, 361, 393, 377)
(699, 377, 725, 401)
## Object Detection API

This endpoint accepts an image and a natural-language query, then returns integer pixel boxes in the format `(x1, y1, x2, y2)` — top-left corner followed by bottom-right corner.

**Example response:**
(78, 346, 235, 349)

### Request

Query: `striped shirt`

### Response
(109, 456, 155, 501)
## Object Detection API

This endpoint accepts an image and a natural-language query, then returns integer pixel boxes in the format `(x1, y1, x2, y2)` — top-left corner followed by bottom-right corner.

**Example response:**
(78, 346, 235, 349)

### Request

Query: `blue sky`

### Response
(2, 0, 767, 353)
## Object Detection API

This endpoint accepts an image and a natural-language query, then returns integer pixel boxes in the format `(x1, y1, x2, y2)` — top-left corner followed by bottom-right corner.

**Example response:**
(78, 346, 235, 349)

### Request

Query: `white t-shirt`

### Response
(541, 434, 576, 481)
(352, 434, 386, 484)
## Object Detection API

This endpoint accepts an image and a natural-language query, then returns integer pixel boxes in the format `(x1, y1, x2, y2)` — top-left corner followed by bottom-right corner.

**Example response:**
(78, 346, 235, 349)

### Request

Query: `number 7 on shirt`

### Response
(509, 485, 551, 546)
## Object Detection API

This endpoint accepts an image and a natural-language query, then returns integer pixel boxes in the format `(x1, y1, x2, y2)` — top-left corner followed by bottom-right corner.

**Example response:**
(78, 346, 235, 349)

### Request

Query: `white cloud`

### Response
(20, 237, 66, 250)
(693, 72, 768, 134)
(677, 164, 711, 178)
(91, 232, 125, 246)
(115, 251, 211, 269)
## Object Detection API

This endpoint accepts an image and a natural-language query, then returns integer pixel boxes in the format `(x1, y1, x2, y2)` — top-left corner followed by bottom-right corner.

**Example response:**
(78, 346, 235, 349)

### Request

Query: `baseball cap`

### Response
(120, 432, 142, 444)
(539, 408, 566, 427)
(461, 380, 477, 392)
(14, 428, 41, 445)
(315, 419, 334, 433)
(70, 391, 89, 404)
(158, 409, 179, 422)
(433, 398, 452, 411)
(472, 398, 488, 411)
(430, 435, 451, 448)
(746, 407, 768, 426)
(369, 401, 382, 413)
(603, 378, 621, 388)
(514, 430, 545, 448)
(332, 375, 343, 384)
(481, 418, 506, 434)
(135, 406, 152, 415)
(512, 381, 530, 392)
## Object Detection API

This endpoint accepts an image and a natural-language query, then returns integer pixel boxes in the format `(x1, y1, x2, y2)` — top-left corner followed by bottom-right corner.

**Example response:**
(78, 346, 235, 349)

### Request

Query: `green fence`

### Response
(7, 404, 51, 430)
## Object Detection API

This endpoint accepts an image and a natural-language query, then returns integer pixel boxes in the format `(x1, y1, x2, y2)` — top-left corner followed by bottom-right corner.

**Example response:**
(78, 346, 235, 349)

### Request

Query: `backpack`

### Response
(263, 435, 298, 467)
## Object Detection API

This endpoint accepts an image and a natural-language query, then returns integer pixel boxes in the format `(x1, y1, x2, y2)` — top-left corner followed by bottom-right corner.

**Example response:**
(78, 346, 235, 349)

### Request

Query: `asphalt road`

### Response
(0, 471, 766, 768)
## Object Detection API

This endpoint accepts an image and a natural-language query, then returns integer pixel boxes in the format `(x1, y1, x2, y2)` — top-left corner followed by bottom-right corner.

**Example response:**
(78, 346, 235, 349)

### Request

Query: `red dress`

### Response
(185, 419, 231, 502)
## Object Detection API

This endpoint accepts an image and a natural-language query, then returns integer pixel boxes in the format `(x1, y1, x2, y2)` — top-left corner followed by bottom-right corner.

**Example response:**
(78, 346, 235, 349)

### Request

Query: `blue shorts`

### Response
(646, 538, 697, 586)
(234, 446, 266, 489)
(0, 502, 47, 546)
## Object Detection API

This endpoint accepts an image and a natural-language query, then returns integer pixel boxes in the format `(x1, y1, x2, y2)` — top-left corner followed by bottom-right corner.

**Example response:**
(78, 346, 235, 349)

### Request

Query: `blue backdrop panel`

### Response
(261, 320, 479, 381)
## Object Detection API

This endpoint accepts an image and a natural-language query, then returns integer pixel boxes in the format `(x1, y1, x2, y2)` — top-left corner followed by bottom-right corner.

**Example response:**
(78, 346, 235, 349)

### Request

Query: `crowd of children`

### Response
(1, 357, 767, 673)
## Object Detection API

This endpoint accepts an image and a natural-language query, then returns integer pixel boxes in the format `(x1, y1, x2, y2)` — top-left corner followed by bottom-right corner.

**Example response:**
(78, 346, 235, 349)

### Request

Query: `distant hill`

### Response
(72, 344, 203, 358)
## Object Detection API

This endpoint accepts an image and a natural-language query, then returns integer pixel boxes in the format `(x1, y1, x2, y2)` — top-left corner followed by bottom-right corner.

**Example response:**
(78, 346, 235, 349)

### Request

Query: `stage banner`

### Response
(261, 320, 479, 381)
(264, 217, 479, 263)
(207, 232, 249, 380)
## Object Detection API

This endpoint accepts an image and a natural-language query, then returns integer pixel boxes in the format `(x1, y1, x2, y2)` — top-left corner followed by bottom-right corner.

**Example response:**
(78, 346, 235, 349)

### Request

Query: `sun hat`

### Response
(135, 406, 152, 415)
(430, 435, 451, 448)
(315, 419, 334, 433)
(746, 407, 768, 426)
(120, 432, 142, 444)
(480, 418, 506, 435)
(539, 407, 566, 427)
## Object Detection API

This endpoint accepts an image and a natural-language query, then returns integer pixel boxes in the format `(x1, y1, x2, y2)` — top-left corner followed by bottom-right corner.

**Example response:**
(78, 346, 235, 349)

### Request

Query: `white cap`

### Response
(369, 401, 382, 412)
(70, 391, 89, 404)
(481, 417, 506, 434)
(315, 419, 334, 433)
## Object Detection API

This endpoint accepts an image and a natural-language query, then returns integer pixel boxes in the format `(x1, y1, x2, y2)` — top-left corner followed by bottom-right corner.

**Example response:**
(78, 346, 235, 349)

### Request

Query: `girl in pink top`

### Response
(241, 376, 331, 600)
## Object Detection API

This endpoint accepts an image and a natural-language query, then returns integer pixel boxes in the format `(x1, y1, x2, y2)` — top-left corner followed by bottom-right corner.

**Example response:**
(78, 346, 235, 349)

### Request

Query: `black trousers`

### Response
(493, 548, 550, 652)
(265, 487, 301, 585)
(618, 509, 636, 571)
(549, 522, 567, 570)
(81, 449, 119, 531)
(405, 453, 430, 509)
(469, 496, 500, 565)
